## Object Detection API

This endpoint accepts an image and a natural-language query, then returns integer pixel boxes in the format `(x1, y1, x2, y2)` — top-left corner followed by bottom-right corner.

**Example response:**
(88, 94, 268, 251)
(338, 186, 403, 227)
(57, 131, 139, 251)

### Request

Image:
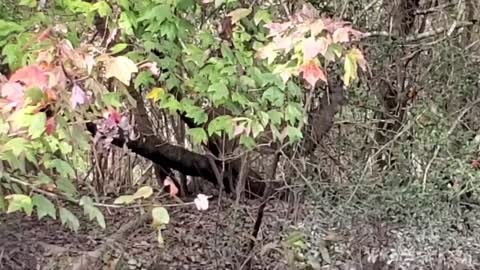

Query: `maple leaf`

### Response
(310, 19, 326, 36)
(1, 82, 25, 111)
(303, 37, 329, 61)
(10, 65, 49, 90)
(299, 62, 327, 87)
(332, 28, 350, 43)
(264, 22, 291, 37)
(273, 35, 296, 53)
(70, 84, 88, 109)
(349, 48, 367, 71)
(45, 117, 56, 135)
(163, 177, 179, 197)
(105, 56, 138, 85)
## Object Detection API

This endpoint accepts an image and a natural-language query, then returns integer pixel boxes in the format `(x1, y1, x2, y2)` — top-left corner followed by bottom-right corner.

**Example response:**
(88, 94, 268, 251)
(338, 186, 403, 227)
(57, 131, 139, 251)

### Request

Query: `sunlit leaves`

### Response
(133, 186, 153, 200)
(91, 1, 112, 17)
(3, 138, 28, 157)
(105, 56, 138, 85)
(146, 87, 165, 102)
(28, 112, 47, 139)
(5, 194, 33, 215)
(114, 195, 135, 205)
(0, 20, 24, 38)
(254, 9, 272, 25)
(110, 43, 128, 54)
(303, 37, 329, 61)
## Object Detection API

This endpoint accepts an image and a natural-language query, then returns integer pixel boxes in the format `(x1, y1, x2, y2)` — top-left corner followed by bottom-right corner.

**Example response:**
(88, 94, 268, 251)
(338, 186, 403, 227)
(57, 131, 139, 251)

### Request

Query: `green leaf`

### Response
(250, 120, 264, 138)
(113, 195, 135, 205)
(60, 207, 80, 232)
(208, 115, 234, 138)
(0, 20, 24, 38)
(137, 4, 171, 24)
(239, 135, 256, 150)
(119, 12, 134, 36)
(186, 128, 208, 145)
(215, 0, 226, 8)
(285, 104, 303, 126)
(102, 92, 123, 108)
(0, 119, 9, 135)
(92, 1, 112, 17)
(267, 110, 283, 126)
(56, 177, 77, 195)
(19, 0, 37, 8)
(208, 82, 229, 103)
(152, 207, 169, 228)
(287, 126, 303, 142)
(28, 112, 47, 139)
(134, 71, 155, 88)
(254, 9, 272, 25)
(110, 43, 128, 54)
(5, 194, 33, 215)
(24, 87, 46, 104)
(46, 159, 75, 178)
(80, 196, 106, 229)
(32, 194, 56, 220)
(3, 138, 28, 157)
(133, 186, 153, 200)
(262, 87, 284, 107)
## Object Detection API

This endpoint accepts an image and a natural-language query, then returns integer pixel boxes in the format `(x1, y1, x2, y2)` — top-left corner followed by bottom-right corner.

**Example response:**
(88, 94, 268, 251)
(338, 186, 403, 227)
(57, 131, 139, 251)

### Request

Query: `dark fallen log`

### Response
(85, 122, 267, 197)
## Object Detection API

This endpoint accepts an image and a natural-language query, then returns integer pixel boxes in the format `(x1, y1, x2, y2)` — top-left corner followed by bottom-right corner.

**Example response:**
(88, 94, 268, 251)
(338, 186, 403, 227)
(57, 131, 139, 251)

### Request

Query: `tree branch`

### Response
(361, 21, 475, 42)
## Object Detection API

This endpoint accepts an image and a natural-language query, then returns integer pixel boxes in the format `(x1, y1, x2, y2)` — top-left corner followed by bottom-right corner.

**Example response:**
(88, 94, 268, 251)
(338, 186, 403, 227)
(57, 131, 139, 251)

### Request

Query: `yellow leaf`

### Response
(146, 87, 165, 101)
(132, 186, 153, 200)
(227, 8, 252, 24)
(113, 195, 135, 205)
(105, 56, 138, 85)
(152, 206, 169, 228)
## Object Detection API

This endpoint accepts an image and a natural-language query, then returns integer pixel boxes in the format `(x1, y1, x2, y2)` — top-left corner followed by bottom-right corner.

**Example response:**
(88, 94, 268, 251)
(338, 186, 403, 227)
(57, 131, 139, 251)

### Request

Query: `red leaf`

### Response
(164, 177, 179, 197)
(1, 82, 24, 110)
(299, 62, 327, 87)
(46, 117, 56, 135)
(303, 37, 329, 61)
(472, 159, 479, 170)
(37, 27, 52, 42)
(9, 65, 48, 90)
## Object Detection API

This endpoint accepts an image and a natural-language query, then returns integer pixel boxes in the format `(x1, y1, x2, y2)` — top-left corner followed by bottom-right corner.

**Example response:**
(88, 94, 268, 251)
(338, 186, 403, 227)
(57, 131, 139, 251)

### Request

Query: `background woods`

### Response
(0, 0, 479, 269)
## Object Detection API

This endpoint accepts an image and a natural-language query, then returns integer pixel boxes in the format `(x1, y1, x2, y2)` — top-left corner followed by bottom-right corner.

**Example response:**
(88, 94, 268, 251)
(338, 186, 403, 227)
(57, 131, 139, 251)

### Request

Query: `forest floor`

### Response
(1, 184, 479, 270)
